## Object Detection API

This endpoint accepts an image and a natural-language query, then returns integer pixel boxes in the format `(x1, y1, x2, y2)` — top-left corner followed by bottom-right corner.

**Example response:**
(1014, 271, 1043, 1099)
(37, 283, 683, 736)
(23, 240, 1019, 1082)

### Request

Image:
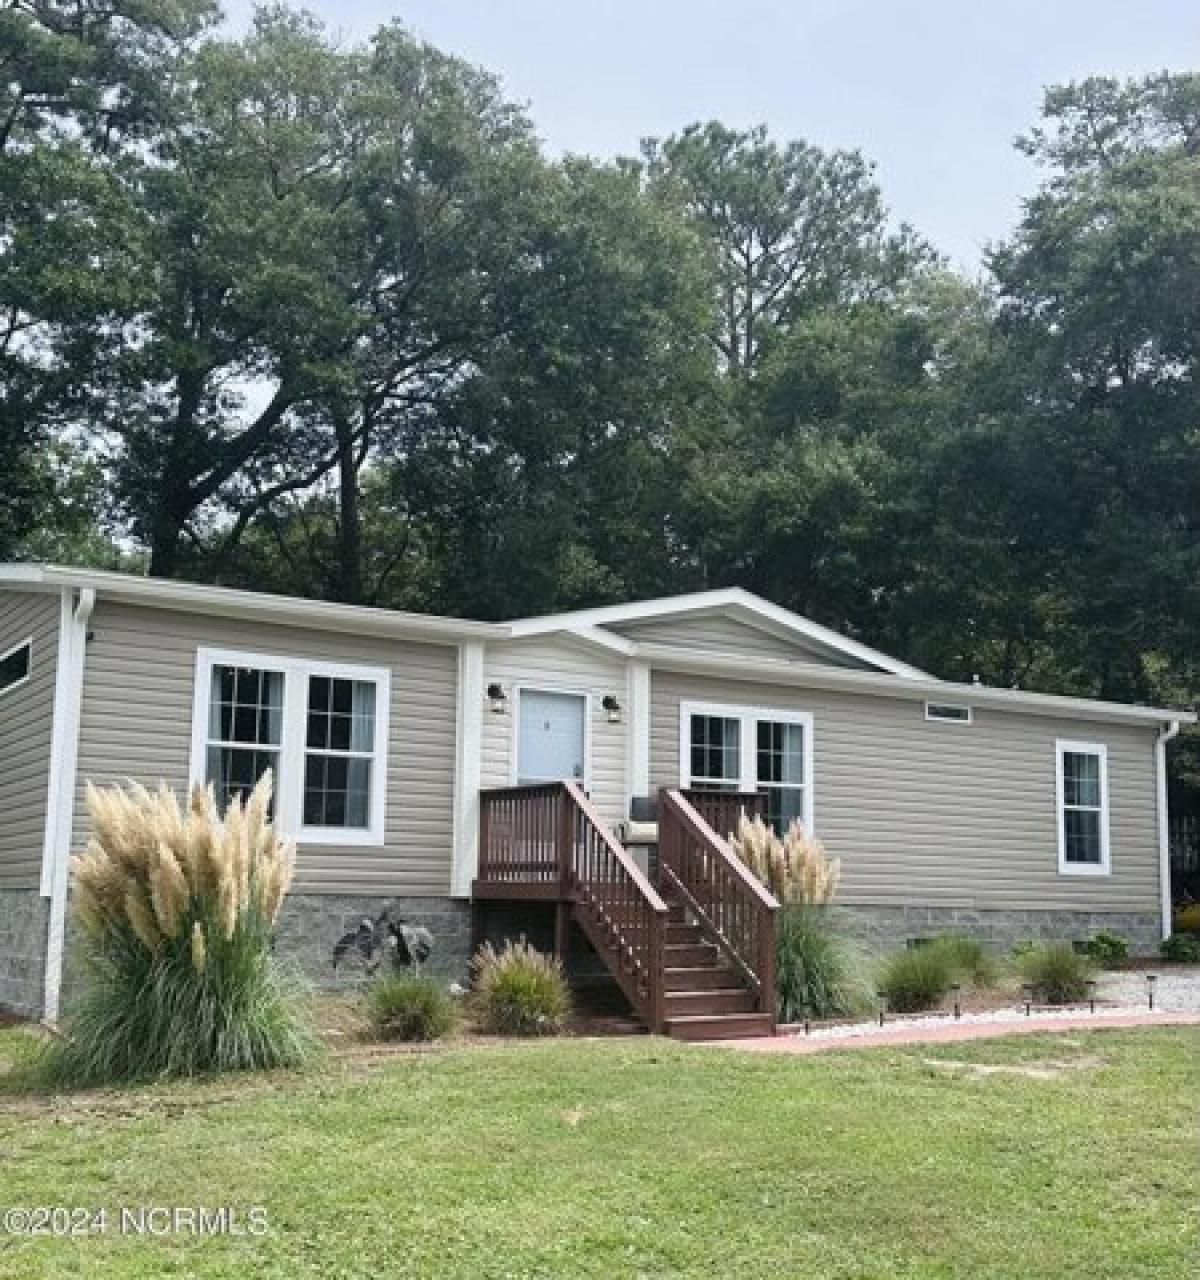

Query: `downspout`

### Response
(42, 587, 94, 1024)
(1156, 720, 1182, 943)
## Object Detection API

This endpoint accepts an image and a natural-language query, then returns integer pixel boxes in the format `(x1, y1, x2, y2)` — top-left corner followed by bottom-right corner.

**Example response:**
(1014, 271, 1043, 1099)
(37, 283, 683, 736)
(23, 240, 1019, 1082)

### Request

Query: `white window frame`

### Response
(189, 647, 390, 847)
(510, 684, 592, 790)
(0, 636, 32, 700)
(1055, 739, 1110, 877)
(925, 701, 973, 725)
(679, 700, 815, 832)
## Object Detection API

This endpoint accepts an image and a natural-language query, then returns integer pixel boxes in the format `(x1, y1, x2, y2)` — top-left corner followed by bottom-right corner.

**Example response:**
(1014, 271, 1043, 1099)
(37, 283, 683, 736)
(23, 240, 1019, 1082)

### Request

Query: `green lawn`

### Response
(0, 1026, 1196, 1279)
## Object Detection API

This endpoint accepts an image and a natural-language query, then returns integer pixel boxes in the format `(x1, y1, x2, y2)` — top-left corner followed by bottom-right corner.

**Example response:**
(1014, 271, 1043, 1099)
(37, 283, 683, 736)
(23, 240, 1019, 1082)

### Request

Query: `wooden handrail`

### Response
(562, 781, 668, 911)
(658, 787, 778, 1027)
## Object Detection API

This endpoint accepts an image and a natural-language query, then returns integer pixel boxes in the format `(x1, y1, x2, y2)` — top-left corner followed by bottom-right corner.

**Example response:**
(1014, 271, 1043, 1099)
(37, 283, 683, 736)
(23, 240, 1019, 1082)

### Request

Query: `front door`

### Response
(517, 689, 586, 785)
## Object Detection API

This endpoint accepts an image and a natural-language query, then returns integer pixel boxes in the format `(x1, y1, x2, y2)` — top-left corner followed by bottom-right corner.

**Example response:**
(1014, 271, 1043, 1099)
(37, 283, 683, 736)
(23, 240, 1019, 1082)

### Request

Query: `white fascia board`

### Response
(508, 587, 928, 679)
(0, 565, 508, 645)
(636, 644, 1197, 728)
(500, 624, 637, 658)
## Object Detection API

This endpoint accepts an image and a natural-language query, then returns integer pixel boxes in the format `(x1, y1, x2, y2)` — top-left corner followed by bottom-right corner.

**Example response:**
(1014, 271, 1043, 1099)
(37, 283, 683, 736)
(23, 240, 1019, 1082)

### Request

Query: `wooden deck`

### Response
(473, 783, 778, 1040)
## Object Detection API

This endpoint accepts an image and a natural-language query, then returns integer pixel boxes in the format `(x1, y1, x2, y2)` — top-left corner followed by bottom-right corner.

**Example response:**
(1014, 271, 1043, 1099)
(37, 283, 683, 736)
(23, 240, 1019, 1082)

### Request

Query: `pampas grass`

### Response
(729, 813, 841, 905)
(46, 773, 315, 1085)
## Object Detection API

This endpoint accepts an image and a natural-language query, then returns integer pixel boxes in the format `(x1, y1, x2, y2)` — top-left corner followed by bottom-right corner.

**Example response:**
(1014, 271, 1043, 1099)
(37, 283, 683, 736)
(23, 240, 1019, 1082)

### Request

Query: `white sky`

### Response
(223, 1, 1197, 268)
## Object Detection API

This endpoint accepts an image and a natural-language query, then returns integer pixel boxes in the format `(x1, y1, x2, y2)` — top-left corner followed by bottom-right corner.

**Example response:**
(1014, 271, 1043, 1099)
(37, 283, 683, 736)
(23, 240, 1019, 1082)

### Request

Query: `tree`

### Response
(0, 0, 216, 558)
(641, 122, 935, 381)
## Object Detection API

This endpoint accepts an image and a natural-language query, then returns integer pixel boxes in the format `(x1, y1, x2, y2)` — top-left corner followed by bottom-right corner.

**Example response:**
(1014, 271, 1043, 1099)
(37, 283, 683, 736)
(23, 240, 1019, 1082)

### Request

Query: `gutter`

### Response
(42, 587, 94, 1024)
(635, 643, 1197, 729)
(1157, 720, 1183, 942)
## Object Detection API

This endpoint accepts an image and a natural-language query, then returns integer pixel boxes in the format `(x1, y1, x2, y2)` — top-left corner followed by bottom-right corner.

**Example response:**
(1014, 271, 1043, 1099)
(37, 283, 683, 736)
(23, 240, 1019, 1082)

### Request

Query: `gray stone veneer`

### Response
(0, 889, 49, 1019)
(836, 904, 1162, 956)
(272, 894, 473, 989)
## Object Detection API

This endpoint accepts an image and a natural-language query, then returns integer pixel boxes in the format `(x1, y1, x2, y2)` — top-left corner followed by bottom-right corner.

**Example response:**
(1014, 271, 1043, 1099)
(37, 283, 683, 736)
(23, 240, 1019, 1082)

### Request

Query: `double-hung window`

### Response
(681, 701, 814, 834)
(192, 648, 389, 846)
(1056, 740, 1110, 875)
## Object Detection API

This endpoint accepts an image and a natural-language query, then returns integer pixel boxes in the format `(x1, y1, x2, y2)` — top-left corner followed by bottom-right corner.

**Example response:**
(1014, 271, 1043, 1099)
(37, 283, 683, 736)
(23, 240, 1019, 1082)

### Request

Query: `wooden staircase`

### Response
(660, 898, 773, 1040)
(474, 781, 778, 1041)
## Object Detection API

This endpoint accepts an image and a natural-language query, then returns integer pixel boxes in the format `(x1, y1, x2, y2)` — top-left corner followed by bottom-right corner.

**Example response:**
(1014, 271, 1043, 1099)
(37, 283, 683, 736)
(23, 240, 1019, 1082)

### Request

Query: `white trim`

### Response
(679, 699, 815, 833)
(0, 563, 502, 644)
(39, 598, 73, 898)
(1157, 721, 1181, 940)
(628, 661, 650, 797)
(0, 635, 32, 699)
(508, 587, 930, 679)
(451, 642, 484, 898)
(43, 587, 94, 1022)
(511, 684, 592, 789)
(636, 643, 1194, 729)
(925, 701, 973, 725)
(189, 646, 390, 847)
(1055, 739, 1111, 877)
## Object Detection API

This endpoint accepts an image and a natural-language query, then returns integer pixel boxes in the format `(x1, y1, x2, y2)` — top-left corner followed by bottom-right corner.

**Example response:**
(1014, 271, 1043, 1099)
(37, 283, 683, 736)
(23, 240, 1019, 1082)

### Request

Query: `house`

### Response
(0, 564, 1192, 1038)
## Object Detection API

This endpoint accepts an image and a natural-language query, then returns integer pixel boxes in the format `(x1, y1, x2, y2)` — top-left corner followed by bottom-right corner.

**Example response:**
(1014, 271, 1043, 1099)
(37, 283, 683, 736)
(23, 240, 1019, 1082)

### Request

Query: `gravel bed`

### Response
(1096, 965, 1200, 1013)
(782, 967, 1200, 1042)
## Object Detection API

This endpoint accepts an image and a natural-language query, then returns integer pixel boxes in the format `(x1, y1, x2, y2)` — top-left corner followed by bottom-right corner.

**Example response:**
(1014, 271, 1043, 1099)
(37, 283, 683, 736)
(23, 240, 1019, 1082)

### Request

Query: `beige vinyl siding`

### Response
(650, 669, 1161, 913)
(608, 613, 870, 668)
(74, 602, 458, 895)
(0, 590, 59, 889)
(482, 637, 628, 829)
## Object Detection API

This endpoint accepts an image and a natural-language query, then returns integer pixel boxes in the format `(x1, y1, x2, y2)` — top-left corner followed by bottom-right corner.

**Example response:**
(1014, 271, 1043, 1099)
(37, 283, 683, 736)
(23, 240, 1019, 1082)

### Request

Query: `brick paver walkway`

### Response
(710, 1009, 1200, 1054)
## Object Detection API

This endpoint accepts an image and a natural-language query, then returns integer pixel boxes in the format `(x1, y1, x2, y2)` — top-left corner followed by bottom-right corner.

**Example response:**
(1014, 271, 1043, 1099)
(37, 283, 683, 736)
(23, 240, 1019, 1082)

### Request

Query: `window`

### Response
(191, 648, 389, 846)
(205, 663, 285, 814)
(1056, 740, 1110, 876)
(0, 639, 31, 698)
(304, 676, 377, 830)
(681, 701, 813, 834)
(925, 702, 972, 725)
(688, 714, 741, 792)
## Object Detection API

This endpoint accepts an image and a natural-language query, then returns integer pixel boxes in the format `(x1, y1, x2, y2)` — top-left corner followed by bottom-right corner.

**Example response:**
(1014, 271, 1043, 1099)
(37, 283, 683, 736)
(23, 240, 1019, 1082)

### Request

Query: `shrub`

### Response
(1010, 939, 1036, 958)
(1084, 930, 1130, 968)
(877, 945, 954, 1013)
(471, 940, 570, 1036)
(730, 815, 841, 904)
(45, 774, 314, 1084)
(1160, 933, 1200, 963)
(1017, 942, 1095, 1004)
(776, 905, 872, 1022)
(926, 934, 1000, 988)
(366, 975, 457, 1043)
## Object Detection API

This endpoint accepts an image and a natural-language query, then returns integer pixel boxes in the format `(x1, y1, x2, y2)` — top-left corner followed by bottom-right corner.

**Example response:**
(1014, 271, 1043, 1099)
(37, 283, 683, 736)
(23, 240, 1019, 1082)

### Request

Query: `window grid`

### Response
(1056, 740, 1110, 876)
(192, 649, 388, 846)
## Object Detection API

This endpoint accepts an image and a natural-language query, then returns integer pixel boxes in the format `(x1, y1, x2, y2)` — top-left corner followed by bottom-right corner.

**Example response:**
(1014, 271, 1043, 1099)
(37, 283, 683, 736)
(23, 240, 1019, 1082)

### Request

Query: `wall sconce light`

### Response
(487, 683, 507, 714)
(602, 695, 622, 724)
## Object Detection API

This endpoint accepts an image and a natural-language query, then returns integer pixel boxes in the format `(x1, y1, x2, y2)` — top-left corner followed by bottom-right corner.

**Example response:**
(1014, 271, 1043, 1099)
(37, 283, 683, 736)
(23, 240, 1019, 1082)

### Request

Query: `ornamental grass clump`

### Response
(1017, 942, 1095, 1005)
(471, 939, 570, 1036)
(729, 815, 865, 1020)
(47, 773, 315, 1084)
(366, 975, 457, 1043)
(877, 945, 955, 1013)
(729, 814, 841, 905)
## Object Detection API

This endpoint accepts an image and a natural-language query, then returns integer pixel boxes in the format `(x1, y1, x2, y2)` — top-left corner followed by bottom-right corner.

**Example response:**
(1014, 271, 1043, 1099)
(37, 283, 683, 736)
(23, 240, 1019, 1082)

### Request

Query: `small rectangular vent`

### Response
(925, 702, 972, 725)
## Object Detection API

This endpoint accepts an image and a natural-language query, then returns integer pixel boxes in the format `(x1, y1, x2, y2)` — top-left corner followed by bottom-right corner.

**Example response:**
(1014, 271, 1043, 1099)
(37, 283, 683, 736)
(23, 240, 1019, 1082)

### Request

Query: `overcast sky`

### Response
(224, 1, 1196, 269)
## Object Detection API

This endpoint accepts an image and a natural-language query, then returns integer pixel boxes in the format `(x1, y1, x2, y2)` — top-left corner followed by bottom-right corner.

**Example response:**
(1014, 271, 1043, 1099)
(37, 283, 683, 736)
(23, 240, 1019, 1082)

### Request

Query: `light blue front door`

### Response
(517, 690, 586, 785)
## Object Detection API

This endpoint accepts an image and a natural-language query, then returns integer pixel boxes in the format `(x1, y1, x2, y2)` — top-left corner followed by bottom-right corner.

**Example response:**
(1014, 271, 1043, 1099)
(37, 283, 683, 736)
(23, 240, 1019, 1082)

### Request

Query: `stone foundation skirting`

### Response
(272, 894, 473, 989)
(0, 888, 49, 1019)
(836, 904, 1163, 956)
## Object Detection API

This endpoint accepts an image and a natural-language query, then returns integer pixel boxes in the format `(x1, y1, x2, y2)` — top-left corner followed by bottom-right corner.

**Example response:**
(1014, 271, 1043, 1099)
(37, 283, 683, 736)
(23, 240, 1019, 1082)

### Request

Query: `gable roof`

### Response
(507, 587, 930, 679)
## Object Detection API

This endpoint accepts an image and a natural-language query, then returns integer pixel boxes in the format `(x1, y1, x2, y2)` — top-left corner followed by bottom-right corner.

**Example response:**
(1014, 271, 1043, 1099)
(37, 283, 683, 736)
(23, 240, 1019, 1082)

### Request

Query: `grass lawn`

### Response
(1, 1025, 1196, 1279)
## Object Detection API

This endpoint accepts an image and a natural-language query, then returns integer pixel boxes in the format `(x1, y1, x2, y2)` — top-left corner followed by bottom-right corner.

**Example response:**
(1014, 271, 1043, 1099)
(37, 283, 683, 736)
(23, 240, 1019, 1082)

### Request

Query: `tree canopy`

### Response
(1, 7, 1196, 799)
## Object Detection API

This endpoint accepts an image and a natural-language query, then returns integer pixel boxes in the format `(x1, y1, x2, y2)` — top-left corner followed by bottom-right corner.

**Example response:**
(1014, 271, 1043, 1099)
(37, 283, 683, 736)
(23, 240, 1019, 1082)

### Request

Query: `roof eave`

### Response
(0, 565, 508, 644)
(636, 644, 1196, 728)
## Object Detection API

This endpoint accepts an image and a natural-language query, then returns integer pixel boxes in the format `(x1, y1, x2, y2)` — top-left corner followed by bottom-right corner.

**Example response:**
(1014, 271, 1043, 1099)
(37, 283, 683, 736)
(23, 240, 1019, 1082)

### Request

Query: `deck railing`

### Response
(680, 788, 766, 843)
(478, 783, 564, 884)
(1170, 814, 1200, 874)
(658, 788, 778, 1024)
